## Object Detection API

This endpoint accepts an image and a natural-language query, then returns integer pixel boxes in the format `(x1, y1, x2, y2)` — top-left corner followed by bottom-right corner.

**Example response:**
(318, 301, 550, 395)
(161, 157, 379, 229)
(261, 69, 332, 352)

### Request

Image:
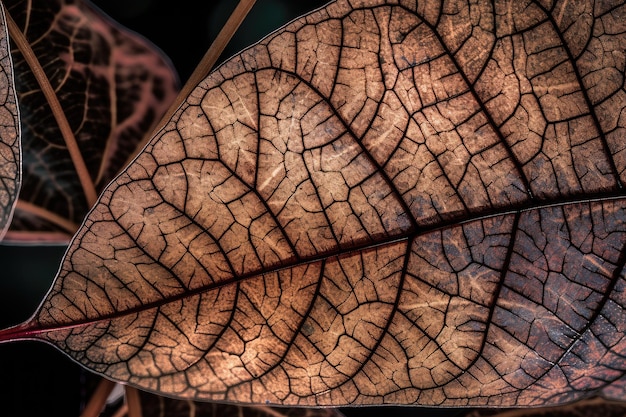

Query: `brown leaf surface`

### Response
(2, 0, 626, 408)
(0, 3, 20, 240)
(2, 0, 178, 242)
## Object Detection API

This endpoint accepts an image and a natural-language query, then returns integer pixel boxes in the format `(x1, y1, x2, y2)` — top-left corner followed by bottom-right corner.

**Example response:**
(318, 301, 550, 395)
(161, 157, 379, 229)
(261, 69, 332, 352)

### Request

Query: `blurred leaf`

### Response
(2, 0, 179, 242)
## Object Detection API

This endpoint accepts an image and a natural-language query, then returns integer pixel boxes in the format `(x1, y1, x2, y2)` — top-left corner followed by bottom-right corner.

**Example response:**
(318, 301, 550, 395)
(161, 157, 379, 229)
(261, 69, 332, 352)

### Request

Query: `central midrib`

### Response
(23, 189, 626, 336)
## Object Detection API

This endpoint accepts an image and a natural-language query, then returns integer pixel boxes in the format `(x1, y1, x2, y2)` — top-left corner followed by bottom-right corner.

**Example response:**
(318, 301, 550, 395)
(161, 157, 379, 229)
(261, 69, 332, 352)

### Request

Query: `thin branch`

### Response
(124, 0, 257, 169)
(4, 5, 98, 208)
(176, 0, 257, 111)
(1, 230, 72, 242)
(16, 199, 80, 234)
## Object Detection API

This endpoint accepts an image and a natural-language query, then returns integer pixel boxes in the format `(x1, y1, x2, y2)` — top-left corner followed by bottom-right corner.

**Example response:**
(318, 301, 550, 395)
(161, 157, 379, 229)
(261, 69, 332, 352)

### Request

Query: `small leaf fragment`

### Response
(0, 3, 20, 241)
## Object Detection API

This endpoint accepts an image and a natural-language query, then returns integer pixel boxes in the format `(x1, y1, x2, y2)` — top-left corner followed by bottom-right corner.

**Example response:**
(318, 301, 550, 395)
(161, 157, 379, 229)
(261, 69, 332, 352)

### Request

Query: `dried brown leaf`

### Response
(1, 0, 626, 409)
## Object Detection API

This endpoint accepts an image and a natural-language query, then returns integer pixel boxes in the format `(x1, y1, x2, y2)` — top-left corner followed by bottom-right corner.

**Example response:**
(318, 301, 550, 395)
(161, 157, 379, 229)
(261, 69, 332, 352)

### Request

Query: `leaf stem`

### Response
(0, 321, 40, 343)
(3, 5, 98, 208)
(179, 0, 258, 104)
(125, 0, 257, 169)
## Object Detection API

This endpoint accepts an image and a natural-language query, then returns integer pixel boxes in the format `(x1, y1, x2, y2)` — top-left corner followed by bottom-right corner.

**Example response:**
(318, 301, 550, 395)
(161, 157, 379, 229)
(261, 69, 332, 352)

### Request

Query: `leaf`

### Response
(138, 389, 346, 417)
(2, 0, 179, 242)
(0, 3, 20, 241)
(1, 0, 626, 408)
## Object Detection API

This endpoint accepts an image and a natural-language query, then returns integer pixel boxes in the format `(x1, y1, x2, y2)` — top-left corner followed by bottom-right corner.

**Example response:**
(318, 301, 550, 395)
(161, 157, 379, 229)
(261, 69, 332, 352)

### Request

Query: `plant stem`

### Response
(15, 199, 80, 235)
(174, 0, 258, 113)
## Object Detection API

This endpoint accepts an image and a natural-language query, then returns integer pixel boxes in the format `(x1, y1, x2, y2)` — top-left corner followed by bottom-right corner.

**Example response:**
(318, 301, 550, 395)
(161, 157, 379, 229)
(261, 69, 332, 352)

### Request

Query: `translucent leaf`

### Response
(1, 0, 626, 408)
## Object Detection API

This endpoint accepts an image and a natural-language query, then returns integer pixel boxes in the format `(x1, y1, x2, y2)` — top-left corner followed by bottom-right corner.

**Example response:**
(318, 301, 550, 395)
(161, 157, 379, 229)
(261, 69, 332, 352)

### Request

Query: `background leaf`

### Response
(0, 3, 20, 240)
(2, 0, 179, 242)
(3, 0, 626, 408)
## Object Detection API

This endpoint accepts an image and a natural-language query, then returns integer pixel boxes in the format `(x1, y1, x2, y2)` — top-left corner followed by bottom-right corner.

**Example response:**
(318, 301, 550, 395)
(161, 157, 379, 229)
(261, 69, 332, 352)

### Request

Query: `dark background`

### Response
(0, 1, 469, 416)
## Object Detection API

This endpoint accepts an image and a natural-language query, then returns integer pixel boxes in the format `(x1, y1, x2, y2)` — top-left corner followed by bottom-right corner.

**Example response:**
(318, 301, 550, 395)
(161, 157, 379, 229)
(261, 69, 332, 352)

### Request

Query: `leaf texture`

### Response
(3, 0, 626, 408)
(2, 0, 179, 242)
(0, 3, 20, 240)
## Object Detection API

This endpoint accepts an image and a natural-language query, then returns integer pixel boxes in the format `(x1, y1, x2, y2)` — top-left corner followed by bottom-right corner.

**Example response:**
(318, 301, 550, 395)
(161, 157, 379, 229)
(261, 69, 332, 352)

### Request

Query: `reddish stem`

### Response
(0, 321, 42, 343)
